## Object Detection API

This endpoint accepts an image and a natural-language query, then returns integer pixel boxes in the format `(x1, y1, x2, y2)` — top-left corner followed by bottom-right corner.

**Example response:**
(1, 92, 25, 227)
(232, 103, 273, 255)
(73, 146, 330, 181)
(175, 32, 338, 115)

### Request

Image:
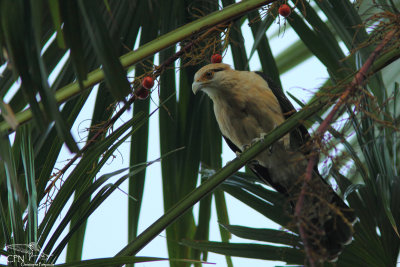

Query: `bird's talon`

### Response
(251, 139, 259, 146)
(260, 132, 267, 139)
(250, 133, 268, 146)
(241, 144, 250, 151)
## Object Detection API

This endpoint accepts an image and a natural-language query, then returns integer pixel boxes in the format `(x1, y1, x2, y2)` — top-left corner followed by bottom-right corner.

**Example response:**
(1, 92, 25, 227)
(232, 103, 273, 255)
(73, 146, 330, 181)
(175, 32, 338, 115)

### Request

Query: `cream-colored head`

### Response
(192, 63, 232, 97)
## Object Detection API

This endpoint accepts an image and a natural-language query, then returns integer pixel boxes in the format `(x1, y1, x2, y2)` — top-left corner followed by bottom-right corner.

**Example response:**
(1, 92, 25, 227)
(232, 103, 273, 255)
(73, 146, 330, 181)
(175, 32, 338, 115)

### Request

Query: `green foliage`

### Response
(0, 0, 399, 266)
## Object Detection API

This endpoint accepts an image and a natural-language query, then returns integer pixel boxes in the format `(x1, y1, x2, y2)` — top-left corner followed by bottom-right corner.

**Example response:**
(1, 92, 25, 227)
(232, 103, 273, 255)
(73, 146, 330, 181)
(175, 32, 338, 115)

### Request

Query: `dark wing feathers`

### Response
(247, 162, 292, 197)
(255, 71, 320, 173)
(255, 71, 311, 150)
(222, 135, 241, 155)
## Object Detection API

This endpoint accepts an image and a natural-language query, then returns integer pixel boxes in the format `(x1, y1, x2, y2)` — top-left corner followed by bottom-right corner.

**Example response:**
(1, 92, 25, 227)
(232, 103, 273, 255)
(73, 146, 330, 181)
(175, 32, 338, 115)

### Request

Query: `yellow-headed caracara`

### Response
(192, 63, 356, 262)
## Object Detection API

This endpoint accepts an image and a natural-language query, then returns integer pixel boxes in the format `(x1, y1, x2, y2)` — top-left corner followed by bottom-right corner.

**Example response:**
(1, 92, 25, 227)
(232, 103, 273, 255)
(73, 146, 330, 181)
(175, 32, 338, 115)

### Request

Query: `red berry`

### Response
(211, 54, 222, 63)
(279, 4, 291, 17)
(142, 76, 154, 89)
(136, 88, 149, 100)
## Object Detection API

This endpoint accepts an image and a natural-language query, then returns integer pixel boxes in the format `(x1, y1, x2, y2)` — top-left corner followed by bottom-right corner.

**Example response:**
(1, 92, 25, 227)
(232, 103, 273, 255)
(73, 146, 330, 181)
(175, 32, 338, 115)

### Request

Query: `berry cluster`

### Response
(137, 76, 154, 100)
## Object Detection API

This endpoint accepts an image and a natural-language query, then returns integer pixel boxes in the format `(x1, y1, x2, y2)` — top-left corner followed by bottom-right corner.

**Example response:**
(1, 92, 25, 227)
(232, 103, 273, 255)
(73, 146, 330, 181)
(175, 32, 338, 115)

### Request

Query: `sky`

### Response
(0, 8, 330, 267)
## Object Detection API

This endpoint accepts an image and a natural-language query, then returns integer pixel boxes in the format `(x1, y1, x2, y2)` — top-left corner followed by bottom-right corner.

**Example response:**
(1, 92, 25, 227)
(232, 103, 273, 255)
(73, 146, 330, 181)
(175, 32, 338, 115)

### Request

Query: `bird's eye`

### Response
(205, 71, 213, 79)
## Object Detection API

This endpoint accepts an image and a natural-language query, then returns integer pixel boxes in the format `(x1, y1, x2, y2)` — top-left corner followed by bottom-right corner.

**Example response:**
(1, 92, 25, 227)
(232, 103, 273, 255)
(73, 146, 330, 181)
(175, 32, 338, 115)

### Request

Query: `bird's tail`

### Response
(248, 161, 357, 262)
(297, 177, 357, 262)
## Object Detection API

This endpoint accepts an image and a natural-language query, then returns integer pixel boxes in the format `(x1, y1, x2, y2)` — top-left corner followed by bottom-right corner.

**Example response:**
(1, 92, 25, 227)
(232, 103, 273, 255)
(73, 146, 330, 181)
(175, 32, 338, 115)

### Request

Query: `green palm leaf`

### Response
(0, 0, 399, 266)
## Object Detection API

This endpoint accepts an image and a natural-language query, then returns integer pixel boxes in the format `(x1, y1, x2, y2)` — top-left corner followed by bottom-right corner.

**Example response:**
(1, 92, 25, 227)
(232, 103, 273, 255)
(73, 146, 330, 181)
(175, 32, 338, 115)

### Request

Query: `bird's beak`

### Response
(192, 81, 202, 95)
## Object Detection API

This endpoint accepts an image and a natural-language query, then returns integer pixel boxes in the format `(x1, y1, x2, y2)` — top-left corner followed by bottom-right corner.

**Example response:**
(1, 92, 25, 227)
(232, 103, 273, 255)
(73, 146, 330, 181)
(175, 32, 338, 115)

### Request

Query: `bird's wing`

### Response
(252, 72, 357, 214)
(220, 71, 315, 196)
(254, 71, 311, 150)
(222, 135, 241, 154)
(254, 71, 322, 176)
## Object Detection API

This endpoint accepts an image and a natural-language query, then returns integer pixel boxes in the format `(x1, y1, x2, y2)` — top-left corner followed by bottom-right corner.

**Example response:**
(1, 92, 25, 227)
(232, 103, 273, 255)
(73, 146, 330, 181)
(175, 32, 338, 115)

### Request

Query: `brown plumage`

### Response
(192, 63, 357, 262)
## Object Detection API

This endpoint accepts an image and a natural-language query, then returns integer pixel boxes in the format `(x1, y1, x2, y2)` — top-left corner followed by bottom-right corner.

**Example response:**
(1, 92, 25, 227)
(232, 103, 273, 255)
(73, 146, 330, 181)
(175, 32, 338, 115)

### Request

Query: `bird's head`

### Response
(192, 63, 232, 96)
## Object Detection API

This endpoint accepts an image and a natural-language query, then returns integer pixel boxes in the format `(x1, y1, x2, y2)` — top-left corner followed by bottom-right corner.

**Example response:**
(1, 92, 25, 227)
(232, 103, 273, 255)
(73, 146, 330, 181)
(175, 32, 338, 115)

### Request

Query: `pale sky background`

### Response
(0, 7, 331, 267)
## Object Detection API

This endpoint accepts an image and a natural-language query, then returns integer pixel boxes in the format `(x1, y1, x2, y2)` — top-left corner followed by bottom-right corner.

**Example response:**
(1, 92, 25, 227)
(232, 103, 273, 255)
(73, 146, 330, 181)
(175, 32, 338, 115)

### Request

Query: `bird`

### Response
(192, 63, 357, 262)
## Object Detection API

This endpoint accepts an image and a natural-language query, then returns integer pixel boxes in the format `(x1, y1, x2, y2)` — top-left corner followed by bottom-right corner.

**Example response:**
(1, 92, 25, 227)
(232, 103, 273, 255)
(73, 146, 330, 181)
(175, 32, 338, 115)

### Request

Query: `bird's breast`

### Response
(213, 97, 269, 150)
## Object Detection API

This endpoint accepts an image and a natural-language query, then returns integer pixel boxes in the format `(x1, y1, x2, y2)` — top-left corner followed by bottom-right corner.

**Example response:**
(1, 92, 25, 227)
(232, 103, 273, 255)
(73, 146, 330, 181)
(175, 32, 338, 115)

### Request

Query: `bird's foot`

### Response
(240, 144, 250, 152)
(250, 132, 268, 146)
(249, 132, 277, 154)
(240, 132, 287, 155)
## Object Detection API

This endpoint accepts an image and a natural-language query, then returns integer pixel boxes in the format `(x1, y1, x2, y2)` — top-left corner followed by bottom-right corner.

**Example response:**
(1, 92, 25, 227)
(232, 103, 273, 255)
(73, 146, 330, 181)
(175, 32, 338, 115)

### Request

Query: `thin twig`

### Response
(294, 29, 397, 266)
